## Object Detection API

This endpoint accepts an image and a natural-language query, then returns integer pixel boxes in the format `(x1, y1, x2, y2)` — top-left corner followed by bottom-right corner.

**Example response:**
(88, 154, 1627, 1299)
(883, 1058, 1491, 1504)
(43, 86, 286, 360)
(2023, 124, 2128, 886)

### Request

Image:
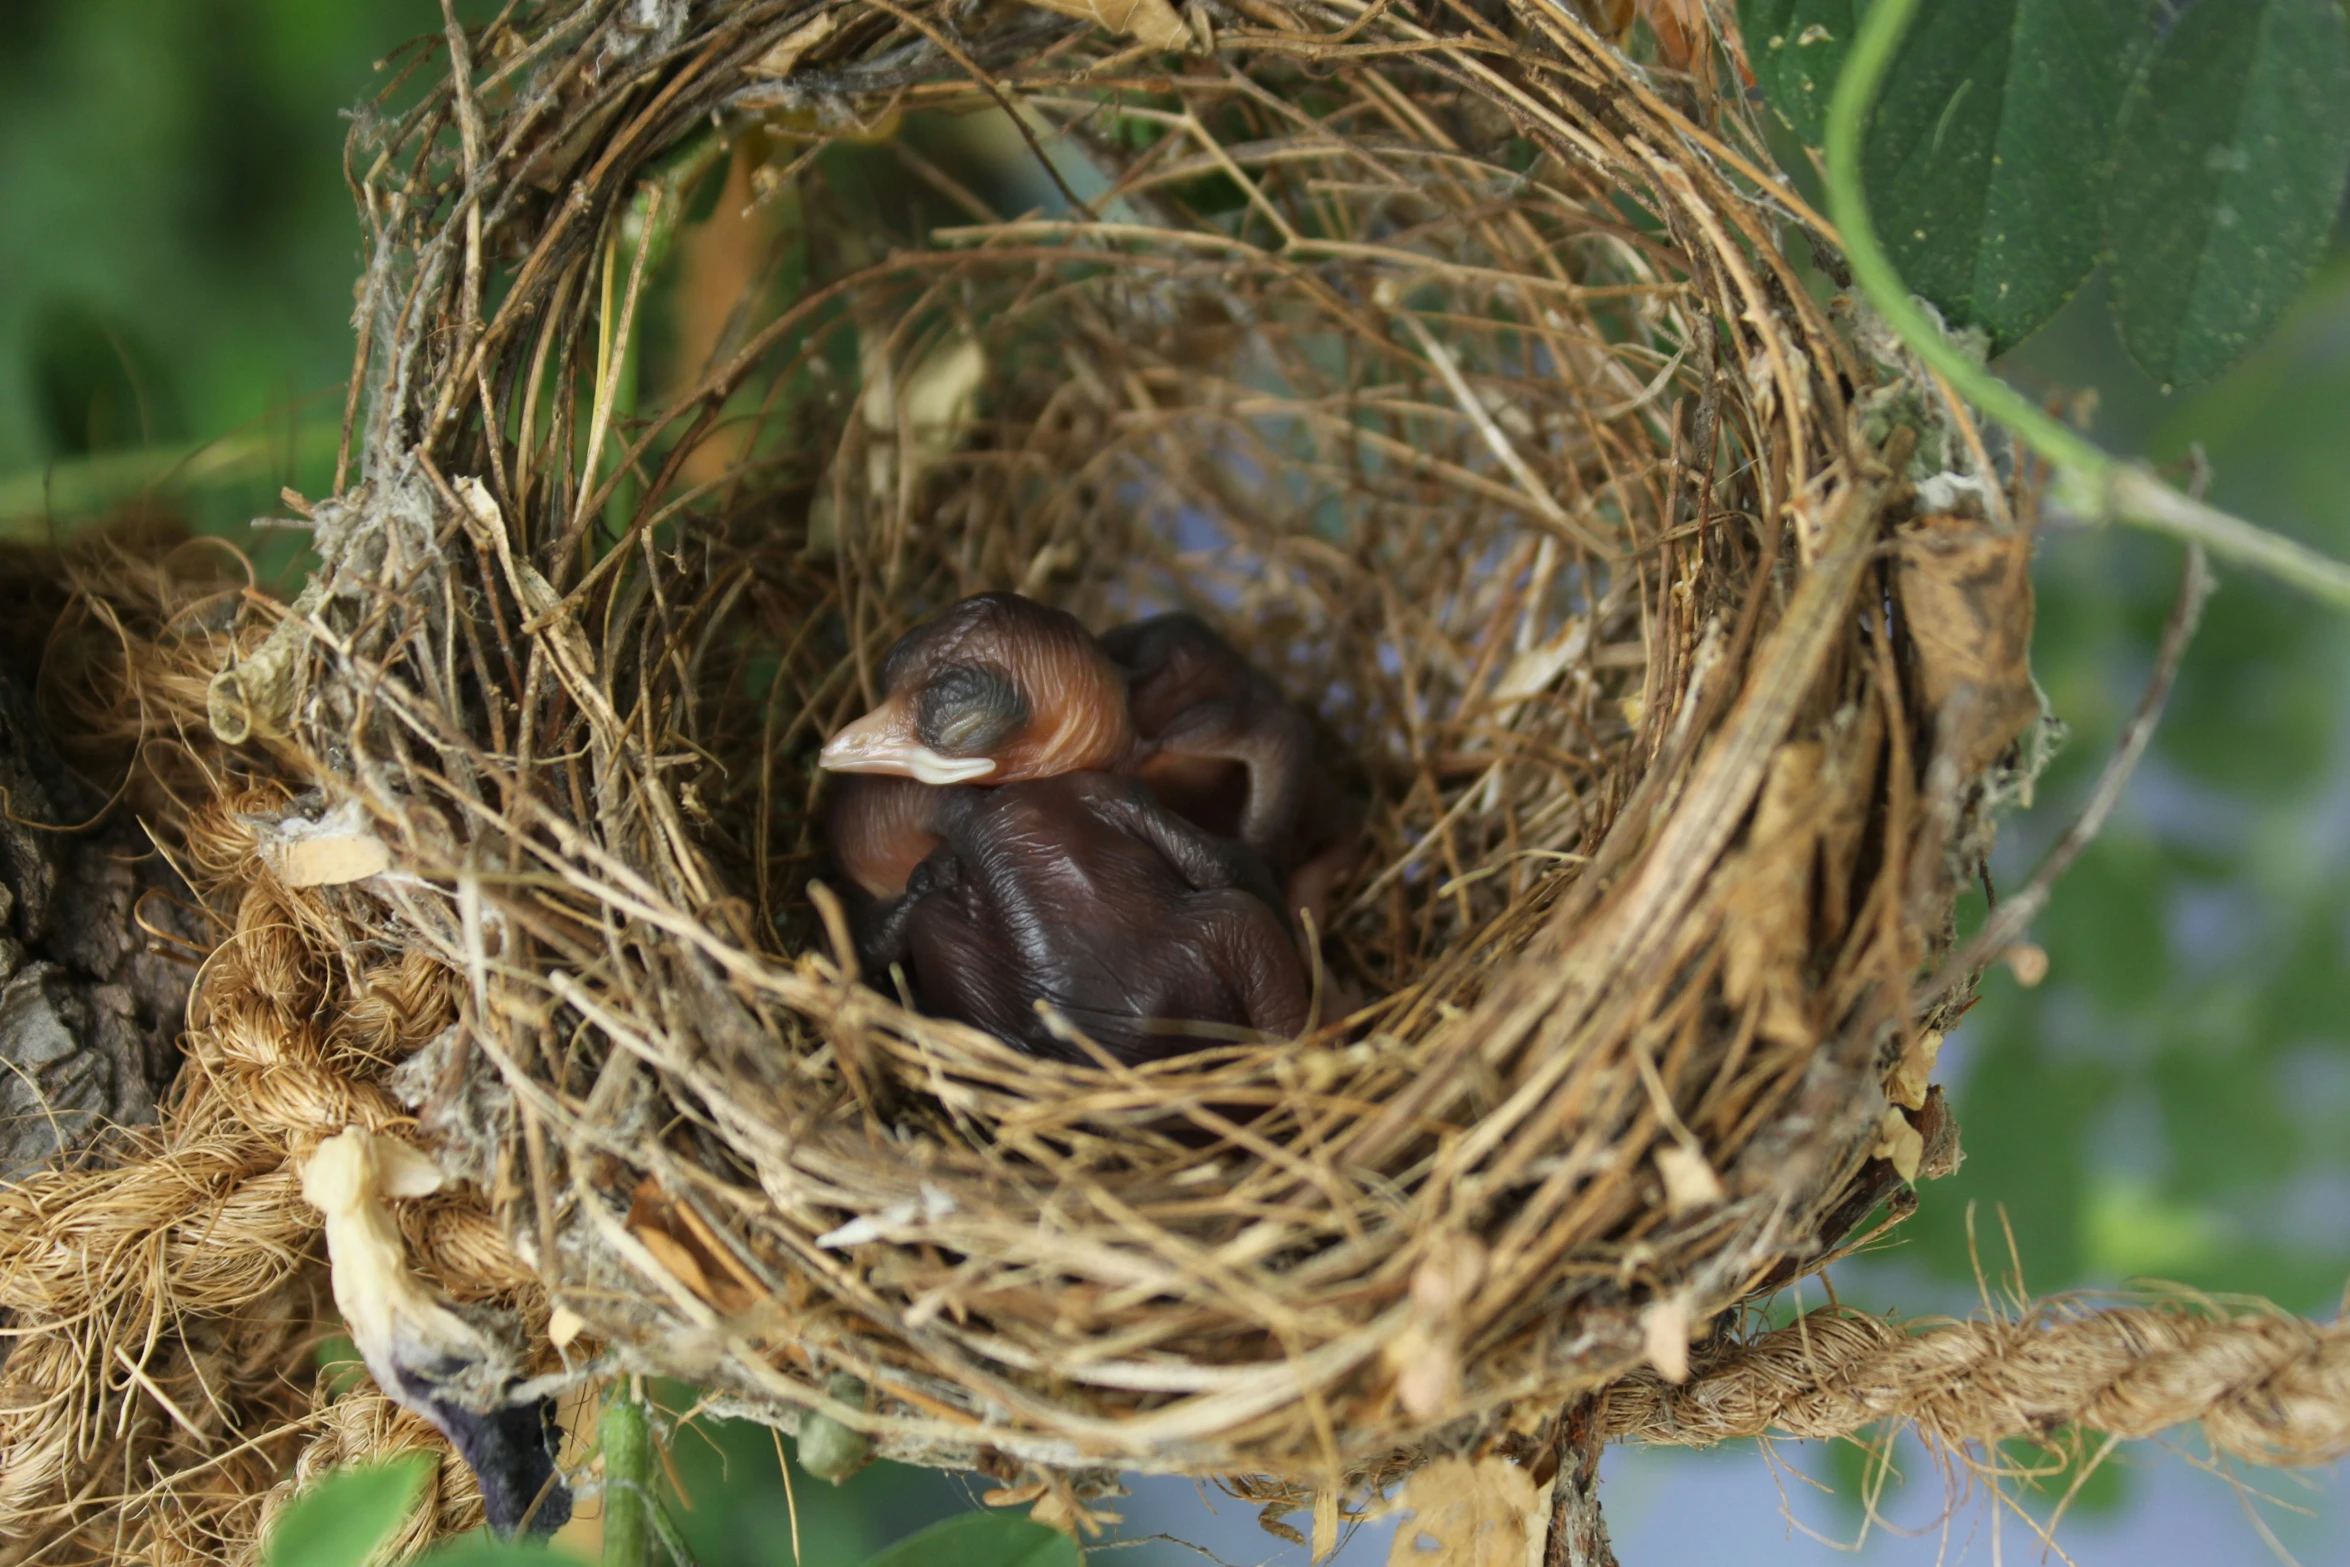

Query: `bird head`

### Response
(819, 593, 1133, 786)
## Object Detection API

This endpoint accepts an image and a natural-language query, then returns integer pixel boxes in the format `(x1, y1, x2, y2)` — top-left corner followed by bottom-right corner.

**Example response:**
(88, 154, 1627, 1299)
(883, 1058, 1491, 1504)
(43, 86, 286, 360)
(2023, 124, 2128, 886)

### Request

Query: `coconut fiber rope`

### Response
(1601, 1301, 2350, 1470)
(0, 547, 512, 1564)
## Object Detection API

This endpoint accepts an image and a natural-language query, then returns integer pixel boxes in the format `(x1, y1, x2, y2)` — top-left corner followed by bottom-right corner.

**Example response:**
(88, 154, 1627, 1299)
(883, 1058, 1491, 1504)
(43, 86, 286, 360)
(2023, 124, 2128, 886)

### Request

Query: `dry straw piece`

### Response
(10, 1, 2310, 1563)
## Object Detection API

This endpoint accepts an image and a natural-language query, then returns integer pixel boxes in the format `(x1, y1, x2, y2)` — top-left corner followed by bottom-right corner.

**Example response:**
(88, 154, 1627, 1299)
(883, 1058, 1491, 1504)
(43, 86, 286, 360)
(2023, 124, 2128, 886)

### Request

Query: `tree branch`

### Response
(1542, 1395, 1619, 1567)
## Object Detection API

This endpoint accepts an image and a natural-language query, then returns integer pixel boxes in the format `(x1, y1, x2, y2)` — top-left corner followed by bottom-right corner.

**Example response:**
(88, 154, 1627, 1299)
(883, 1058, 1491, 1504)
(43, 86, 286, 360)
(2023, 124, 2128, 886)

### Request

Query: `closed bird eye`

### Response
(936, 708, 993, 750)
(918, 662, 1028, 756)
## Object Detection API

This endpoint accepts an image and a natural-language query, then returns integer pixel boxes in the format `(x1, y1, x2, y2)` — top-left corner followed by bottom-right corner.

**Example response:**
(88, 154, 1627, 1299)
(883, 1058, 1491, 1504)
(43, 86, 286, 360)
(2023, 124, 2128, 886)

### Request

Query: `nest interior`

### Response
(0, 0, 2040, 1556)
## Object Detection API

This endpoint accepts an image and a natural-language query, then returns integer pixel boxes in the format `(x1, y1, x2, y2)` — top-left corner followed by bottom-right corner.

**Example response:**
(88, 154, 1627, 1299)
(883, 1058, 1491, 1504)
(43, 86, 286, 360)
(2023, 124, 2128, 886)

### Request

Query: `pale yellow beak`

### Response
(819, 705, 997, 785)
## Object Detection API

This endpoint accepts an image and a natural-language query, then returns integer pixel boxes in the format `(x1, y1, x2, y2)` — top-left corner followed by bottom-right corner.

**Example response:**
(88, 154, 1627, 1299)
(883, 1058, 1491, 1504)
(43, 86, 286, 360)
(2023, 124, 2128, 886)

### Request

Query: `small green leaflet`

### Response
(1860, 0, 2154, 352)
(2107, 0, 2350, 388)
(1740, 0, 1858, 144)
(858, 1512, 1081, 1567)
(262, 1456, 433, 1567)
(411, 1537, 565, 1567)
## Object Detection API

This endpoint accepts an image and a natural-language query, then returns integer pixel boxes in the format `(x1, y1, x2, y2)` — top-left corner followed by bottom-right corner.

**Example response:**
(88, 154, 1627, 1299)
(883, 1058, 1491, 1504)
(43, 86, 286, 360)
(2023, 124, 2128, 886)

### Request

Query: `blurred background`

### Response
(2, 2, 2340, 1562)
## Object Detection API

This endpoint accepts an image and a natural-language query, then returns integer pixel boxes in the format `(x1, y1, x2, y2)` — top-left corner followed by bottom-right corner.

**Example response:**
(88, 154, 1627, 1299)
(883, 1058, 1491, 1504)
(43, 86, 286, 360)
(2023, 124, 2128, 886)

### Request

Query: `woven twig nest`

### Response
(0, 0, 2050, 1558)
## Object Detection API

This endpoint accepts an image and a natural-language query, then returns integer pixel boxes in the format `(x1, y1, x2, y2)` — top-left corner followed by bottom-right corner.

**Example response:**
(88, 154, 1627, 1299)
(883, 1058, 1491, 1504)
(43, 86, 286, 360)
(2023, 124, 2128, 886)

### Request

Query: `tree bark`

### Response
(0, 663, 194, 1185)
(1544, 1395, 1619, 1567)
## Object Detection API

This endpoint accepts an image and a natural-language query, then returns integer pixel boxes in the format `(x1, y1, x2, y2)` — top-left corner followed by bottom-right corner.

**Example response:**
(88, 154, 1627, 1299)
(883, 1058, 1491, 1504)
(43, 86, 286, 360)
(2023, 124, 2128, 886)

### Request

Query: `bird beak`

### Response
(820, 703, 997, 785)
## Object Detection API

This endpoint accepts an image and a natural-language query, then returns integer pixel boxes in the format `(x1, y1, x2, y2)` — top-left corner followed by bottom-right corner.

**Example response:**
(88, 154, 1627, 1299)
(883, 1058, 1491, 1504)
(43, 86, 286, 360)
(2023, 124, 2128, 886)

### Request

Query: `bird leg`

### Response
(853, 852, 957, 976)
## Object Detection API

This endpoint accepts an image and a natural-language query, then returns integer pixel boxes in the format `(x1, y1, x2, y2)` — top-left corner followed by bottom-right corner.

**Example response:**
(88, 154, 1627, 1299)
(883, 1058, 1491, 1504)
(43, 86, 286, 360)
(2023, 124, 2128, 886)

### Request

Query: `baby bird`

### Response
(818, 592, 1125, 966)
(1101, 612, 1359, 931)
(859, 771, 1311, 1066)
(821, 594, 1326, 861)
(1097, 611, 1316, 850)
(820, 772, 945, 979)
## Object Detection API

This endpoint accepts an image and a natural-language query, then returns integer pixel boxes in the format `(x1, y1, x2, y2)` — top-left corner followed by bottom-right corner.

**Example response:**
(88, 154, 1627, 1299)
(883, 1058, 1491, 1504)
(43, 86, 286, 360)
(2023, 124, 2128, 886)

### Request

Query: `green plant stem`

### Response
(650, 1498, 702, 1567)
(601, 1380, 653, 1567)
(1823, 0, 2350, 610)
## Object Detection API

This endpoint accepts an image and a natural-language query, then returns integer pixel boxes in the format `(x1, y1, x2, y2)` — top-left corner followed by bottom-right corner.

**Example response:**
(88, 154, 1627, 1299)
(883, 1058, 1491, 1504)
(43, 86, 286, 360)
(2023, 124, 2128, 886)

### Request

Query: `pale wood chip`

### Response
(269, 833, 392, 887)
(1873, 1105, 1925, 1183)
(1887, 1030, 1942, 1111)
(750, 10, 839, 76)
(1387, 1235, 1487, 1416)
(1026, 0, 1194, 49)
(1641, 1294, 1692, 1383)
(547, 1306, 587, 1348)
(1655, 1143, 1726, 1215)
(1385, 1456, 1536, 1566)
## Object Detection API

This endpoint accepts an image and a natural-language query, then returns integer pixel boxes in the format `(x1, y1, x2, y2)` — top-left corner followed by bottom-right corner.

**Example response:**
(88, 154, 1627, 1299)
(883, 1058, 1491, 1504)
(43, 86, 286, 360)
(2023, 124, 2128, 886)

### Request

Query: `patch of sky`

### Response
(2255, 1167, 2350, 1253)
(1167, 498, 1236, 562)
(1925, 1019, 1984, 1101)
(1596, 1426, 2346, 1566)
(2272, 1038, 2350, 1134)
(2033, 982, 2162, 1069)
(2116, 754, 2254, 857)
(2081, 1084, 2169, 1188)
(956, 107, 1143, 227)
(2162, 880, 2261, 979)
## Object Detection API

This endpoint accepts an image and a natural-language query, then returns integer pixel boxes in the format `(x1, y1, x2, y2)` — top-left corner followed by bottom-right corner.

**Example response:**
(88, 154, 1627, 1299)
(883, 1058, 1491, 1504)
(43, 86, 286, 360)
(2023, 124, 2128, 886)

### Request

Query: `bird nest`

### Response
(1, 0, 2049, 1558)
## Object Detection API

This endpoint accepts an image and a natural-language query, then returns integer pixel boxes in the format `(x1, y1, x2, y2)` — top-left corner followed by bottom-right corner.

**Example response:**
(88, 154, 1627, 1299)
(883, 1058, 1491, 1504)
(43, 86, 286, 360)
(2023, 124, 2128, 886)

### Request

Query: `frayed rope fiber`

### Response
(1602, 1301, 2350, 1468)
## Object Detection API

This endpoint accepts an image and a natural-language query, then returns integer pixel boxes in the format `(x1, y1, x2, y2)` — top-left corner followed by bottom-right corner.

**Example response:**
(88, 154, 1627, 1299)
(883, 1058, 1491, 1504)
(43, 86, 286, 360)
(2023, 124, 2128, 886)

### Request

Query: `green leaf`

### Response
(415, 1534, 560, 1567)
(314, 1332, 370, 1399)
(1740, 0, 1858, 144)
(1860, 0, 2155, 352)
(262, 1456, 434, 1567)
(2107, 0, 2350, 388)
(858, 1513, 1079, 1567)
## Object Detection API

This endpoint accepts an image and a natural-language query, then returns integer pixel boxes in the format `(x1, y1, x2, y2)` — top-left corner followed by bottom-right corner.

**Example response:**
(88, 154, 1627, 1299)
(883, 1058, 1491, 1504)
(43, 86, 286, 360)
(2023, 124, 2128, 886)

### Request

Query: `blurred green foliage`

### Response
(856, 1513, 1078, 1567)
(0, 0, 490, 537)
